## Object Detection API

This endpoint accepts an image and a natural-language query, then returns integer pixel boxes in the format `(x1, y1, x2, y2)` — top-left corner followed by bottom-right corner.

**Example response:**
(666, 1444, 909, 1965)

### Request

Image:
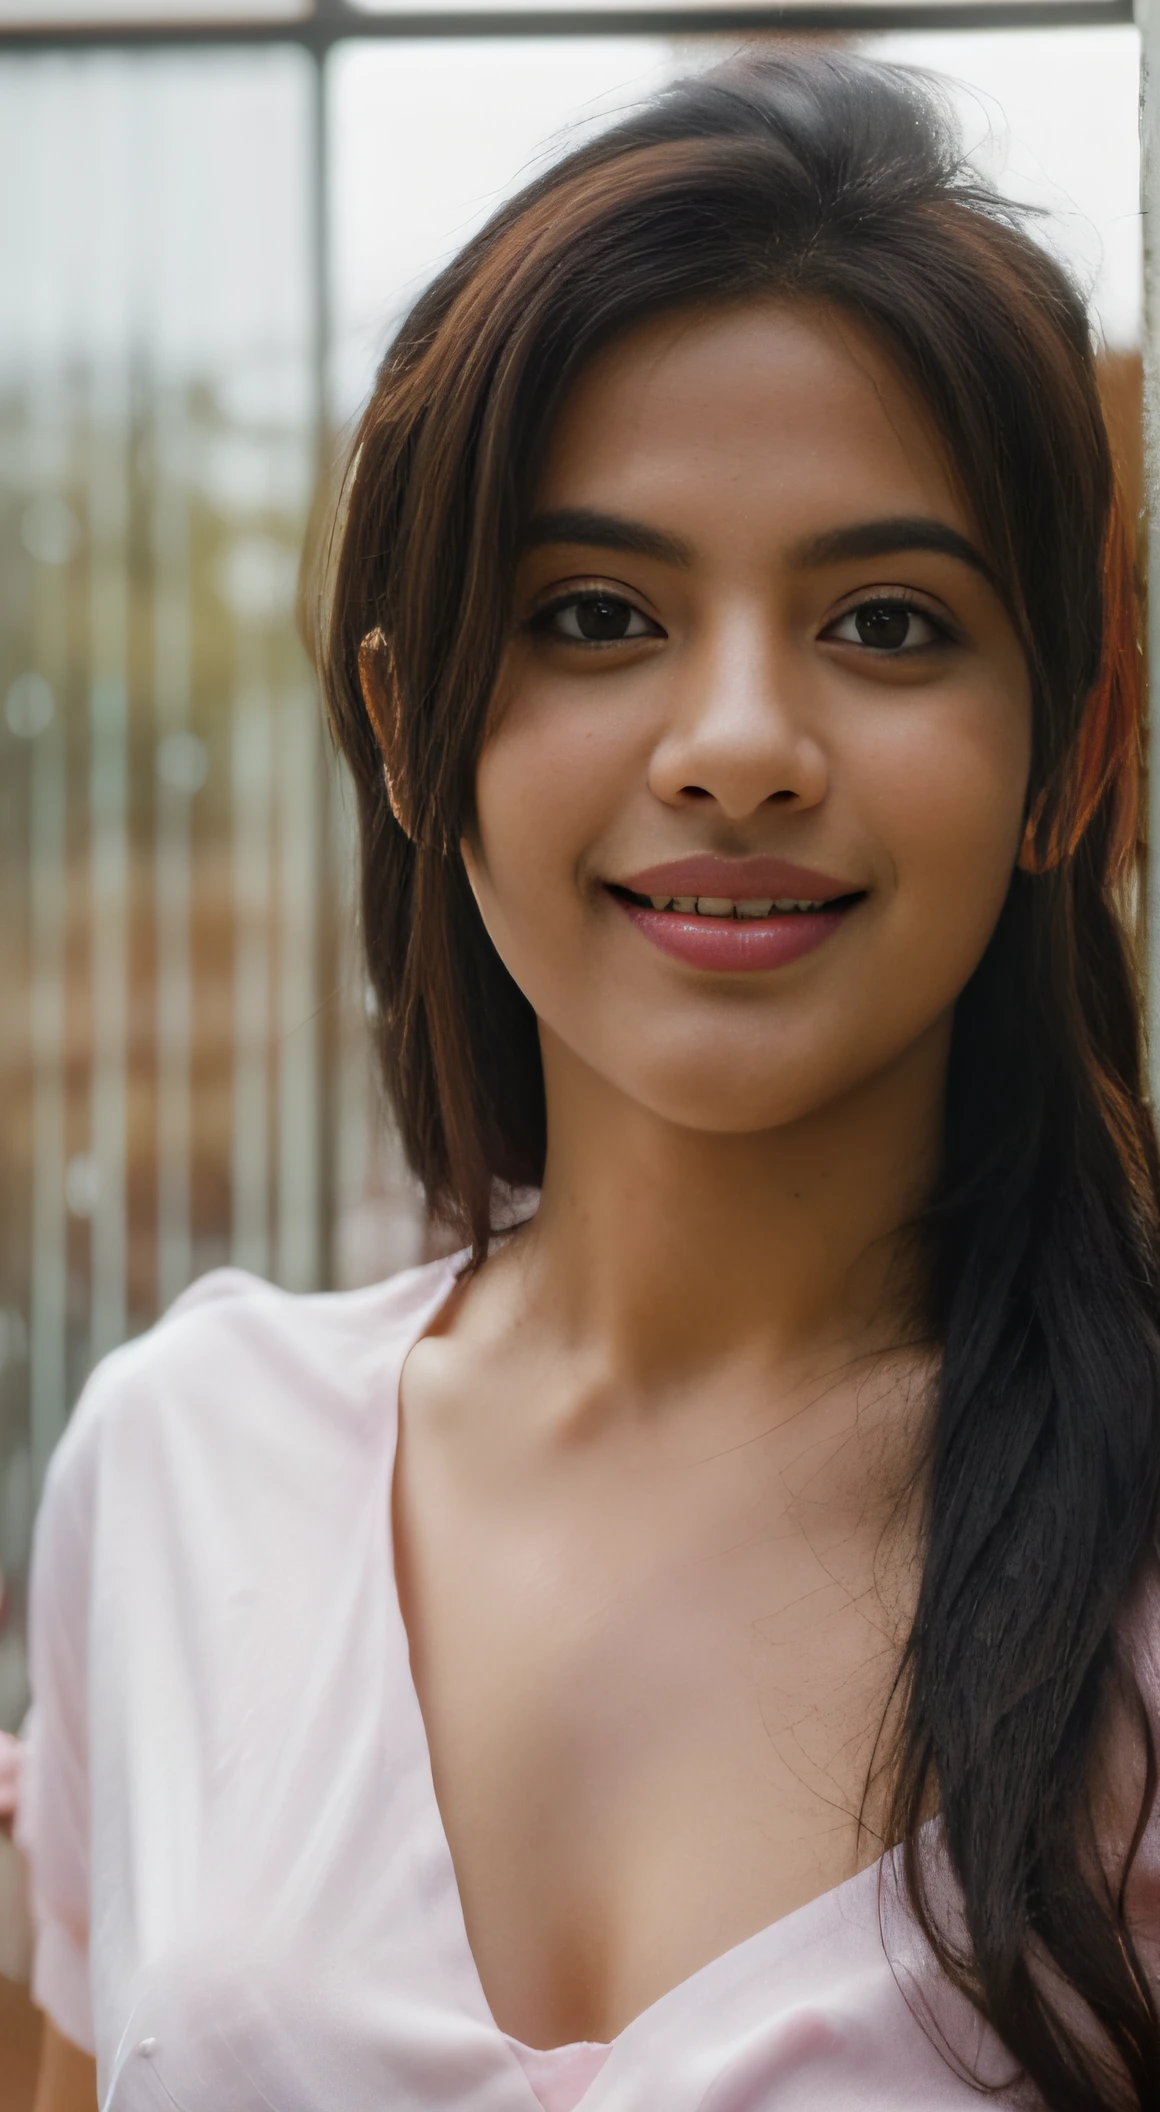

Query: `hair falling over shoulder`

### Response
(309, 49, 1160, 2109)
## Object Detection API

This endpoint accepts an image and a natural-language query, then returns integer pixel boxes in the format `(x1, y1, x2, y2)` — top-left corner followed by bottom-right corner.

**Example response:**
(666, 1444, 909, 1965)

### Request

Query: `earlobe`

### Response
(1016, 790, 1056, 876)
(358, 628, 412, 838)
(1016, 812, 1041, 874)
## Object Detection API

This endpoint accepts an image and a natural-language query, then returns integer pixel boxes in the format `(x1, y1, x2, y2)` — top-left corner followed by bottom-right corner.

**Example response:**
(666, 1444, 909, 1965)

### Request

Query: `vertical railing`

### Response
(275, 678, 323, 1290)
(230, 661, 274, 1278)
(26, 381, 71, 1497)
(153, 384, 196, 1313)
(87, 373, 132, 1366)
(1140, 0, 1160, 1100)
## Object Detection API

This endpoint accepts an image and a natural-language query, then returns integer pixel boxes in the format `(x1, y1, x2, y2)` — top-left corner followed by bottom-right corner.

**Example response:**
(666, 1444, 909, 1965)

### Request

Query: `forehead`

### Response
(535, 299, 971, 544)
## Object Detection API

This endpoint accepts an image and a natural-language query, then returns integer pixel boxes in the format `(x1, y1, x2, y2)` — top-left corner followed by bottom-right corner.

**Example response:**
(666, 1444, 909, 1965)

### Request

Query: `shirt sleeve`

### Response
(15, 1392, 102, 2056)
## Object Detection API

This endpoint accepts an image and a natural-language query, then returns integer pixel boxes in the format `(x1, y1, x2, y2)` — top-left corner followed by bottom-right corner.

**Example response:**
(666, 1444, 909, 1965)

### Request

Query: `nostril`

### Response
(681, 784, 712, 799)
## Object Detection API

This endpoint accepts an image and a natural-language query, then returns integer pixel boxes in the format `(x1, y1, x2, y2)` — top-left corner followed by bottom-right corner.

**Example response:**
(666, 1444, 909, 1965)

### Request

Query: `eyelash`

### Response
(527, 586, 957, 652)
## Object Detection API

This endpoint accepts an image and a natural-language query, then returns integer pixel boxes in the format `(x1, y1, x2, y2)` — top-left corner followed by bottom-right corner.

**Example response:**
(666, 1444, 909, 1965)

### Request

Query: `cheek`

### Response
(856, 682, 1031, 955)
(471, 684, 643, 903)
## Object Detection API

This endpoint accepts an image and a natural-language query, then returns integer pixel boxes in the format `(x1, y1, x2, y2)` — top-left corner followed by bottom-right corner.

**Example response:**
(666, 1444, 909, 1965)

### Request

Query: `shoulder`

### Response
(41, 1255, 463, 1531)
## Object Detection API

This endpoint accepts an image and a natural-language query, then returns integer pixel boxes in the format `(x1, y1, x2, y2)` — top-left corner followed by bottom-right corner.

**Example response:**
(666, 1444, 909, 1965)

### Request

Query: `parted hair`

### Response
(311, 50, 1160, 2110)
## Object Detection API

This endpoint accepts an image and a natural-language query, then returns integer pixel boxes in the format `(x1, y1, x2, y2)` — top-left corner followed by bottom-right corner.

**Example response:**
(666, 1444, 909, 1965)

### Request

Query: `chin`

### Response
(618, 1060, 837, 1138)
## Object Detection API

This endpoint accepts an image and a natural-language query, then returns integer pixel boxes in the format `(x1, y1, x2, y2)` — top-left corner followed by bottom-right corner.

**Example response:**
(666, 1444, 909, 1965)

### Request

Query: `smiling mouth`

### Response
(610, 884, 865, 919)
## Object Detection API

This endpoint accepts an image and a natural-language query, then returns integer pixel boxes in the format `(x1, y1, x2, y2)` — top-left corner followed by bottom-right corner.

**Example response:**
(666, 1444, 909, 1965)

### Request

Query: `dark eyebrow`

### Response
(521, 506, 997, 591)
(521, 507, 694, 568)
(792, 515, 997, 589)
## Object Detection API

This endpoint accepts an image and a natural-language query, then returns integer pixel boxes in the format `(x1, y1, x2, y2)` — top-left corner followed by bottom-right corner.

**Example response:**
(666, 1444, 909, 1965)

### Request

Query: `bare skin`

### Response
(36, 298, 1030, 2098)
(33, 2021, 95, 2111)
(388, 302, 1031, 2051)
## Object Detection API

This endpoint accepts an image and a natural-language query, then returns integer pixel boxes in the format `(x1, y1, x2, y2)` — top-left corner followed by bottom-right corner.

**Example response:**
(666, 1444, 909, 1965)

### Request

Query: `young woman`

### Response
(20, 47, 1160, 2112)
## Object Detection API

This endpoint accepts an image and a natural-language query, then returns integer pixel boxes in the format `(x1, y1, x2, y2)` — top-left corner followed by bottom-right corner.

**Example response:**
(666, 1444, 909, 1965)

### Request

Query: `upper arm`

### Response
(33, 2019, 98, 2112)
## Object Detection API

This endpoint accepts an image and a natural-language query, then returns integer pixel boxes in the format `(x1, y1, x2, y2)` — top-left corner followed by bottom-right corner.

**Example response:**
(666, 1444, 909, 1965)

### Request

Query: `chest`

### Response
(392, 1402, 909, 2046)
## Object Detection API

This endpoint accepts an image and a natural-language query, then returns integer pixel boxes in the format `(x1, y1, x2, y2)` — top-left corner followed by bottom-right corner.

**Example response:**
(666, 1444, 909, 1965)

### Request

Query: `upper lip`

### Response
(615, 855, 862, 902)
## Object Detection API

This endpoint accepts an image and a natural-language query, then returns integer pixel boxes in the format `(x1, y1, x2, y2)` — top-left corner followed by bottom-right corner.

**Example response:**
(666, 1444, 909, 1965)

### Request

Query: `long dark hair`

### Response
(313, 49, 1160, 2108)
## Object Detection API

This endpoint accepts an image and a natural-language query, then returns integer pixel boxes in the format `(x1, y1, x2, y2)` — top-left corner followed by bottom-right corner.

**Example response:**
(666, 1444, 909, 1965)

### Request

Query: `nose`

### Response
(647, 608, 828, 819)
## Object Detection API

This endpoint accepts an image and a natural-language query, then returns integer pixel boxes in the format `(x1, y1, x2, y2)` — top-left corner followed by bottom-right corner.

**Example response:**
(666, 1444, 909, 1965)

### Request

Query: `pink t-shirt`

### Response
(16, 1260, 1160, 2110)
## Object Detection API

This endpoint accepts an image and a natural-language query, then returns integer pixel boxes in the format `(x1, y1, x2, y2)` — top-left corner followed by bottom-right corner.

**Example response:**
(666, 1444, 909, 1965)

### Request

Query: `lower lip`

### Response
(614, 896, 852, 972)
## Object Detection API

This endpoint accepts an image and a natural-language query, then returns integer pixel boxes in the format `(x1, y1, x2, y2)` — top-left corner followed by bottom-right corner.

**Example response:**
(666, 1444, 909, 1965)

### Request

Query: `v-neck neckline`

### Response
(381, 1257, 891, 2099)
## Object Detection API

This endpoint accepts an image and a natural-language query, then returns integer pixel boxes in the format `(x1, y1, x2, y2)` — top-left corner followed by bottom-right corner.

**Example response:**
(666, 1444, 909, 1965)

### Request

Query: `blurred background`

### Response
(0, 7, 1147, 2050)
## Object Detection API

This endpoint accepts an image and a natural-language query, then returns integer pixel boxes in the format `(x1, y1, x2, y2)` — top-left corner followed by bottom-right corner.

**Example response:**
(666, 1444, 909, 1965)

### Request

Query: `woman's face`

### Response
(464, 300, 1032, 1135)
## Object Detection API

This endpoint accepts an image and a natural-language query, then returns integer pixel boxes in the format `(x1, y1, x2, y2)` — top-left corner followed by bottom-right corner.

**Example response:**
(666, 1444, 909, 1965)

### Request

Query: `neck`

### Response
(516, 1018, 949, 1398)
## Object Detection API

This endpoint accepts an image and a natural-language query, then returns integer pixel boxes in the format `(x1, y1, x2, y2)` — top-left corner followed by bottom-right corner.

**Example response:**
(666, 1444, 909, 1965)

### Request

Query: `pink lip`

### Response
(609, 853, 862, 974)
(615, 898, 851, 972)
(620, 855, 858, 901)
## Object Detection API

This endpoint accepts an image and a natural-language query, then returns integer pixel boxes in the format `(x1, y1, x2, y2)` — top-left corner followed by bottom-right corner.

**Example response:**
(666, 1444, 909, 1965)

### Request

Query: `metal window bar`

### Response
(0, 1, 1139, 53)
(153, 381, 196, 1315)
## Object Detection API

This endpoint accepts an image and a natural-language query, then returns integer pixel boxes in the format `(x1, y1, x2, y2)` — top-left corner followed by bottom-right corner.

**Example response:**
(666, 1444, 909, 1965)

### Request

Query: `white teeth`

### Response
(636, 891, 831, 917)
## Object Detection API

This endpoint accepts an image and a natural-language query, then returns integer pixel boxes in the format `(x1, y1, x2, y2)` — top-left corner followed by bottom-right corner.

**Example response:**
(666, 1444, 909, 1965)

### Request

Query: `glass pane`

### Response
(331, 25, 1140, 416)
(329, 37, 687, 415)
(0, 48, 334, 1734)
(868, 22, 1141, 351)
(866, 22, 1143, 540)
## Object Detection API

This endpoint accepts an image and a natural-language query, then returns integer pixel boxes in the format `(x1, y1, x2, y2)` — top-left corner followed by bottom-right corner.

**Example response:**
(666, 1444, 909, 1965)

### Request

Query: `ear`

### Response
(1016, 811, 1041, 874)
(358, 628, 412, 838)
(1016, 786, 1056, 876)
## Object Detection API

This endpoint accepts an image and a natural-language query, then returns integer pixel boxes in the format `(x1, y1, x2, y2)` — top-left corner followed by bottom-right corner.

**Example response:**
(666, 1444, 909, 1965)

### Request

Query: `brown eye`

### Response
(535, 593, 660, 644)
(855, 602, 912, 650)
(826, 598, 946, 653)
